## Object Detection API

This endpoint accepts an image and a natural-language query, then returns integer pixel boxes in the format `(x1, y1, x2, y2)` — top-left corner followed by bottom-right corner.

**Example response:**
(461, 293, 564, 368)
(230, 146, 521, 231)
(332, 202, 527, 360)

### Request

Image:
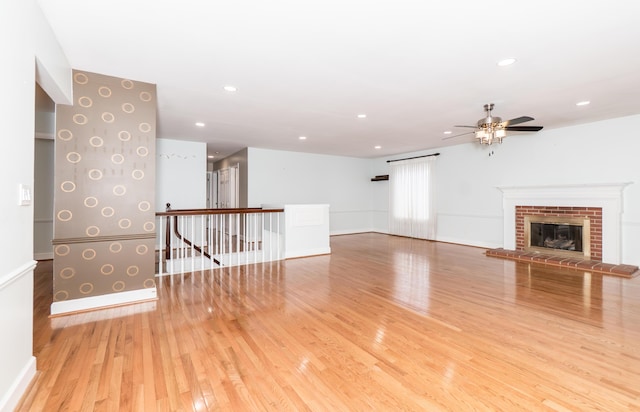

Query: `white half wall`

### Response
(156, 138, 207, 211)
(262, 204, 332, 258)
(0, 262, 37, 412)
(247, 148, 373, 234)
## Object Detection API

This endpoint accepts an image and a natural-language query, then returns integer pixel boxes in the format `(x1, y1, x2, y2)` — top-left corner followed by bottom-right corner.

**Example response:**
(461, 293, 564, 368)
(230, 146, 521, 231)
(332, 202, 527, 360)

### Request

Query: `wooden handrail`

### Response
(156, 207, 284, 217)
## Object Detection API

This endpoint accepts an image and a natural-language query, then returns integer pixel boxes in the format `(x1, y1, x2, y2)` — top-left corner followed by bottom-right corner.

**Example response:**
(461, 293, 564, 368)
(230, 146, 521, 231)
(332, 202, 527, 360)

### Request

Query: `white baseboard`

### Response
(285, 247, 331, 259)
(50, 287, 157, 316)
(330, 228, 374, 236)
(435, 236, 500, 249)
(327, 232, 498, 250)
(0, 356, 36, 412)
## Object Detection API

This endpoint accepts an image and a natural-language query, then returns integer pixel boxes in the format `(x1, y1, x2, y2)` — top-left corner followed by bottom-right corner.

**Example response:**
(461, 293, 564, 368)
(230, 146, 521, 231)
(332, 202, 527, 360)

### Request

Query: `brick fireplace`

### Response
(515, 206, 602, 260)
(499, 183, 629, 265)
(487, 184, 639, 277)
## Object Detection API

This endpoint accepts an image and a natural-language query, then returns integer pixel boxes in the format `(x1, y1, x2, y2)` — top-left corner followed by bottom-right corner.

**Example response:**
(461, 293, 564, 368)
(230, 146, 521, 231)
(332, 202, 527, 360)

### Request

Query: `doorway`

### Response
(33, 83, 55, 261)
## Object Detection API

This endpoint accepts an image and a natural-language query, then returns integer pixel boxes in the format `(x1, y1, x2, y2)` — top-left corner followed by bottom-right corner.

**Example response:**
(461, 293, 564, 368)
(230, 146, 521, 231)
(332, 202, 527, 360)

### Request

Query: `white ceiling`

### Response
(37, 0, 640, 159)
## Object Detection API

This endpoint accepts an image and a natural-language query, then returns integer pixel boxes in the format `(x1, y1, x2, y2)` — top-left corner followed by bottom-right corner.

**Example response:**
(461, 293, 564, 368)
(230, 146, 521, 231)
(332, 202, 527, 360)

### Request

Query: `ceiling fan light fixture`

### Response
(475, 126, 506, 145)
(452, 103, 543, 146)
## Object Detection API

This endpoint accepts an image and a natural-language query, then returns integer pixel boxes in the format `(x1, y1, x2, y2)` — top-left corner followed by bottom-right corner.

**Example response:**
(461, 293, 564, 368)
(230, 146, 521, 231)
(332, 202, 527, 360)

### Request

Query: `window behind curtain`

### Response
(389, 156, 436, 239)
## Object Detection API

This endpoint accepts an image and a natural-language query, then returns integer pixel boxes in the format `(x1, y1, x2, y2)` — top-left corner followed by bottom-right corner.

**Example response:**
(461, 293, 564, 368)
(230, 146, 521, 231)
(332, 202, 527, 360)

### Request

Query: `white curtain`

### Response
(389, 156, 436, 239)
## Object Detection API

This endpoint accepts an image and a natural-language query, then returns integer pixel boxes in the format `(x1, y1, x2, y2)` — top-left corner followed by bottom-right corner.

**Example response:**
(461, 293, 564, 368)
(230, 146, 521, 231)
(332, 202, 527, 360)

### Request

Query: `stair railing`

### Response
(155, 206, 285, 275)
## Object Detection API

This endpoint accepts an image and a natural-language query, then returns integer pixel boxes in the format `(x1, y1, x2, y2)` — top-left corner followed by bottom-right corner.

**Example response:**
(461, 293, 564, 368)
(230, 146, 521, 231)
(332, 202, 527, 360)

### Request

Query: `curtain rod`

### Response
(386, 152, 440, 163)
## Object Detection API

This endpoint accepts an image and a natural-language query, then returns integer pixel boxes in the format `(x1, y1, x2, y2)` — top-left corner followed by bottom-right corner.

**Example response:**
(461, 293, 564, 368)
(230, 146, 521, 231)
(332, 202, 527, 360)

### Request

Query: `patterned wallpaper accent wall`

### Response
(53, 70, 157, 303)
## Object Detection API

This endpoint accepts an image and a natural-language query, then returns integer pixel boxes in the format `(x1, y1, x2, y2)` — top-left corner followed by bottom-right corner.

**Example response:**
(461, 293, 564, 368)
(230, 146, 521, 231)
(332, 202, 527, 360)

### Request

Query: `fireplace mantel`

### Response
(498, 183, 631, 264)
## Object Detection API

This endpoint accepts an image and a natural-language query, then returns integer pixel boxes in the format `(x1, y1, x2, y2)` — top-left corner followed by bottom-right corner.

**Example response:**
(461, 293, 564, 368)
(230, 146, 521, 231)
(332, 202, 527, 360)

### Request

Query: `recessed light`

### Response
(298, 136, 307, 140)
(207, 155, 214, 159)
(443, 131, 452, 135)
(576, 100, 590, 106)
(223, 85, 237, 92)
(374, 145, 381, 149)
(195, 122, 205, 127)
(497, 58, 516, 66)
(357, 114, 367, 119)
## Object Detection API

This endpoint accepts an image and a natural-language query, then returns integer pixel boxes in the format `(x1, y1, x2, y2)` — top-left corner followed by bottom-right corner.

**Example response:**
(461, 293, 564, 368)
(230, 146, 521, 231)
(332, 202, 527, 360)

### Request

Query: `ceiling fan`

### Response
(446, 103, 543, 145)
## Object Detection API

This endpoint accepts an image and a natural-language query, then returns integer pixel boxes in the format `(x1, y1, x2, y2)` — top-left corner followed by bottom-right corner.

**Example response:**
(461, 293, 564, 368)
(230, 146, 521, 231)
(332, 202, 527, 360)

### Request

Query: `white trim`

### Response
(330, 229, 373, 236)
(0, 260, 37, 292)
(50, 287, 158, 316)
(0, 356, 36, 412)
(499, 183, 631, 264)
(285, 247, 331, 259)
(436, 236, 501, 249)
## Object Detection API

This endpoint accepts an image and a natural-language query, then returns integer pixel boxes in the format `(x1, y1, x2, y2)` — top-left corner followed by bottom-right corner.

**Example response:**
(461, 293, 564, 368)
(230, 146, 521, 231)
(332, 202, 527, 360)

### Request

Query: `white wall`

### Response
(0, 1, 72, 410)
(370, 114, 640, 265)
(248, 148, 373, 234)
(156, 138, 207, 211)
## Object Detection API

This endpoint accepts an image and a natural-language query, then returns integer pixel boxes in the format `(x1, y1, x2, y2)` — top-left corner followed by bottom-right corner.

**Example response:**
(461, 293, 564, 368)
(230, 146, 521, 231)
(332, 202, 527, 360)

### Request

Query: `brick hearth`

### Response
(486, 248, 639, 278)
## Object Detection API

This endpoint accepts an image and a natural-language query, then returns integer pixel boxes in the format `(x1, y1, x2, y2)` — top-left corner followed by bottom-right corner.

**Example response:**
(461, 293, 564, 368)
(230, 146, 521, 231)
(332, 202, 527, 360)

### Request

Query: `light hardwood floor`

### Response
(17, 233, 640, 411)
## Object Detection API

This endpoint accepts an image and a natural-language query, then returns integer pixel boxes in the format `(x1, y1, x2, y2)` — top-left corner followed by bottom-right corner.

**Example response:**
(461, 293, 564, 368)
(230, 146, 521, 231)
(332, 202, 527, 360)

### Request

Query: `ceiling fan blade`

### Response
(504, 125, 544, 132)
(453, 125, 477, 129)
(501, 116, 534, 127)
(443, 131, 473, 140)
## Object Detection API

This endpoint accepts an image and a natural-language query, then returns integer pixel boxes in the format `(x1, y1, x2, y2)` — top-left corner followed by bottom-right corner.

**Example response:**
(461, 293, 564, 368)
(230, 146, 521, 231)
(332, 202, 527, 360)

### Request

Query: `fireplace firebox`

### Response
(524, 215, 591, 259)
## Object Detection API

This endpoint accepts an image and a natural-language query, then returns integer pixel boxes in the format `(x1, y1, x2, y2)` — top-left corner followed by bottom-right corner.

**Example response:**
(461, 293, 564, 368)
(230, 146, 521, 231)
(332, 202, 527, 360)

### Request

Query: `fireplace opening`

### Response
(524, 215, 591, 259)
(530, 223, 582, 252)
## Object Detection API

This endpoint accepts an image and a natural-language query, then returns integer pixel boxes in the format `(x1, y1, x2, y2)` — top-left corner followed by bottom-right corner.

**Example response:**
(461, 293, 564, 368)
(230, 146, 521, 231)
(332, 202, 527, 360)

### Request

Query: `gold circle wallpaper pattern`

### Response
(53, 70, 157, 302)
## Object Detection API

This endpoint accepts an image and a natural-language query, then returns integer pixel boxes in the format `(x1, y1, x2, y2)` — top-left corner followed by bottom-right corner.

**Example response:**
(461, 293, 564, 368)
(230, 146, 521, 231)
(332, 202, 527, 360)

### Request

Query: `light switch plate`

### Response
(19, 184, 31, 206)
